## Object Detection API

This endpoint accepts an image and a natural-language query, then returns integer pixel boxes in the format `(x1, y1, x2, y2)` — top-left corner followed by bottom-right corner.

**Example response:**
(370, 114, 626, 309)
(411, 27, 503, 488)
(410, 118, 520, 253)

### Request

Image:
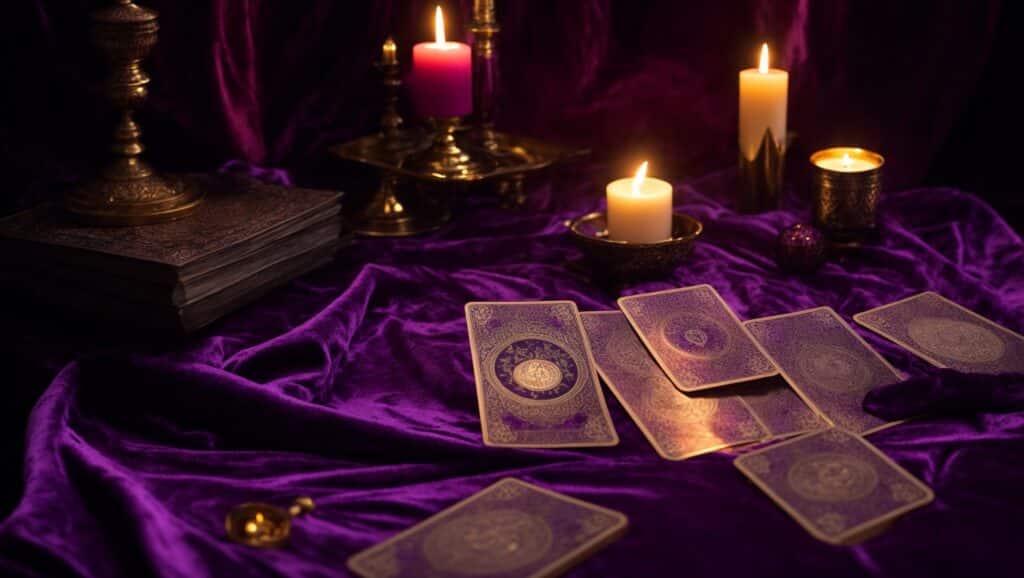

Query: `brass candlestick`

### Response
(737, 128, 784, 213)
(66, 0, 202, 226)
(401, 117, 484, 179)
(470, 0, 500, 151)
(356, 37, 449, 236)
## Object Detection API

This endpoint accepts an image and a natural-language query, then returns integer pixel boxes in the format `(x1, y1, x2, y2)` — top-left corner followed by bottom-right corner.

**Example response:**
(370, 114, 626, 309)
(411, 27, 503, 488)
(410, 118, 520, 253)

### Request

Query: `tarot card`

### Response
(617, 285, 778, 392)
(745, 307, 903, 435)
(734, 428, 933, 545)
(730, 376, 827, 440)
(465, 301, 618, 447)
(347, 478, 629, 578)
(854, 291, 1024, 374)
(581, 311, 767, 460)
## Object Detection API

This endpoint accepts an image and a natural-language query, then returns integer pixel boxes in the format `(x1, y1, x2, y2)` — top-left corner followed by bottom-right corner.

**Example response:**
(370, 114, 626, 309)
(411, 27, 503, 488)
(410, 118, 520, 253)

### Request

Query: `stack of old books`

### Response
(0, 174, 344, 333)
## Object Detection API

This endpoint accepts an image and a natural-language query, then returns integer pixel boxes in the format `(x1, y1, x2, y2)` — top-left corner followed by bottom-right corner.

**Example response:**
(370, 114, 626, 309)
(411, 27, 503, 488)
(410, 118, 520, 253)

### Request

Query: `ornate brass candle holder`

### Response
(568, 211, 703, 280)
(810, 147, 884, 244)
(401, 117, 490, 179)
(66, 0, 202, 226)
(354, 37, 449, 236)
(329, 1, 588, 228)
(225, 496, 315, 548)
(737, 129, 784, 214)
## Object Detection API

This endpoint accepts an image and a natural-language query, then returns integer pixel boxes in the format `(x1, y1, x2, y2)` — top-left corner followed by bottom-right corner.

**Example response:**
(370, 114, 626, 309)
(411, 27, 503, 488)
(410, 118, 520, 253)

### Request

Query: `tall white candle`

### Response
(606, 161, 673, 243)
(739, 43, 788, 161)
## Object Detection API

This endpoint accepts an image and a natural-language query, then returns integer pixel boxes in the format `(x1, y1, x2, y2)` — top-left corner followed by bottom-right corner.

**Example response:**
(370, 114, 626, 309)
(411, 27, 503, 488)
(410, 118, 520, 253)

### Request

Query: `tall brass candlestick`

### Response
(66, 0, 202, 225)
(470, 0, 500, 150)
(356, 37, 450, 236)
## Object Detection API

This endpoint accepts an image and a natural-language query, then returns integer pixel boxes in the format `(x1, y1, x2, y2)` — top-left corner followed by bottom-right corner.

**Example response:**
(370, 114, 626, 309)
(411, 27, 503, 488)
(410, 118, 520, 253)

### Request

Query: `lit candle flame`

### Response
(632, 161, 649, 195)
(841, 152, 852, 168)
(434, 5, 446, 44)
(758, 43, 770, 73)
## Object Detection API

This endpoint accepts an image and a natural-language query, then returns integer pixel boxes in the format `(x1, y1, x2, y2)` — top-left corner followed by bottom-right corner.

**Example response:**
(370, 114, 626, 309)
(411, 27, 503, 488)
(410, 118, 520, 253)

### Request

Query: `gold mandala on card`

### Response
(907, 317, 1005, 364)
(484, 334, 587, 426)
(659, 312, 732, 360)
(422, 509, 553, 575)
(797, 345, 873, 393)
(787, 452, 879, 502)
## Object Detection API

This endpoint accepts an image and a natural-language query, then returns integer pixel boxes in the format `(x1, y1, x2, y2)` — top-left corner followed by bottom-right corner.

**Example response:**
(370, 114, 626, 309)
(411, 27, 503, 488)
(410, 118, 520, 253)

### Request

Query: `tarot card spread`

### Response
(734, 428, 933, 545)
(617, 285, 778, 392)
(347, 478, 628, 578)
(581, 311, 767, 460)
(465, 301, 618, 448)
(854, 291, 1024, 374)
(745, 307, 902, 435)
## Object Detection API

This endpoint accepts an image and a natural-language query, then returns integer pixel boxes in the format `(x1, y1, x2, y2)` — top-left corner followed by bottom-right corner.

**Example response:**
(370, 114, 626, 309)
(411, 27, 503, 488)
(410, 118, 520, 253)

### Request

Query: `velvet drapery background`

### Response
(3, 1, 1021, 212)
(2, 2, 1024, 577)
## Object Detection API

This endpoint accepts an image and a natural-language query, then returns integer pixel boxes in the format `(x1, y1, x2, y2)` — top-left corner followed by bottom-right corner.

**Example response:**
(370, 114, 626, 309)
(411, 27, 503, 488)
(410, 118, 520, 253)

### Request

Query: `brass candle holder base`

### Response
(568, 211, 703, 280)
(738, 129, 784, 214)
(355, 174, 450, 236)
(67, 173, 203, 226)
(401, 117, 490, 179)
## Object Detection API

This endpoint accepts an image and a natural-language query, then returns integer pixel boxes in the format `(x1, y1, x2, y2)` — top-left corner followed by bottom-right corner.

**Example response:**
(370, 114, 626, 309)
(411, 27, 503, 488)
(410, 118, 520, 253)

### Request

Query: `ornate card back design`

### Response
(734, 428, 933, 545)
(745, 306, 902, 435)
(347, 478, 628, 578)
(617, 285, 777, 391)
(854, 291, 1024, 374)
(581, 311, 767, 460)
(465, 301, 618, 447)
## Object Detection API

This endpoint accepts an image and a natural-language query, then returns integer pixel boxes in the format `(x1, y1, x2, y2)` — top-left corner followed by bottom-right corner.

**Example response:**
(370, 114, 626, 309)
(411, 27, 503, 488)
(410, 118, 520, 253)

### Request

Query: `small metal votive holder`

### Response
(810, 147, 885, 243)
(568, 211, 702, 280)
(737, 129, 784, 214)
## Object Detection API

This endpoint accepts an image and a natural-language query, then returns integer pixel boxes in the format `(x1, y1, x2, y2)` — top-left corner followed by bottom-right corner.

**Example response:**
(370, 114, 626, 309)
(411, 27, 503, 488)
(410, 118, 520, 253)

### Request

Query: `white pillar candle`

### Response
(739, 43, 788, 161)
(606, 161, 673, 243)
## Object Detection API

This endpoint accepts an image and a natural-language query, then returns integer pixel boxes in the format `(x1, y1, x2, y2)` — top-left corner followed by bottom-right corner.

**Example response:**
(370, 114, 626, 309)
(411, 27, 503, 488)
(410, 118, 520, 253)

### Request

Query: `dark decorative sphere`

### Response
(776, 223, 827, 274)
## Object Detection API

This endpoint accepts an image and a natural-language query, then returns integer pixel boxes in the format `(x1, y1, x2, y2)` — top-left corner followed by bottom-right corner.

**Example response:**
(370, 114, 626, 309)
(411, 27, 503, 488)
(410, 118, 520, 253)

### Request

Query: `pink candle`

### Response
(411, 6, 472, 118)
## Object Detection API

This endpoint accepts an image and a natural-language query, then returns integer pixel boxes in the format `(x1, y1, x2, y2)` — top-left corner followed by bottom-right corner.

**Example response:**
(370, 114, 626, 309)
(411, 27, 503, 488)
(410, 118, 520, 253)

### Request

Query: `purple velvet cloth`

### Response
(2, 165, 1023, 577)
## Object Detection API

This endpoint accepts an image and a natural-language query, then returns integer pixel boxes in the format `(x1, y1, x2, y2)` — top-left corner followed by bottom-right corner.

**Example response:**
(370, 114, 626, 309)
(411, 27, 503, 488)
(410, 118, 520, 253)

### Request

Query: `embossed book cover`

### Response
(465, 301, 618, 447)
(617, 285, 778, 392)
(581, 311, 767, 459)
(745, 307, 902, 435)
(0, 174, 342, 283)
(347, 478, 628, 578)
(734, 428, 933, 545)
(854, 291, 1024, 374)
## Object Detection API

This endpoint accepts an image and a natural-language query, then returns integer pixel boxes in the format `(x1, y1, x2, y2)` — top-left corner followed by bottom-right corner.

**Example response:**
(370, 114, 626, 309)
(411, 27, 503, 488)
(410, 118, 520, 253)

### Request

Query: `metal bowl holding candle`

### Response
(568, 211, 702, 280)
(810, 147, 885, 243)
